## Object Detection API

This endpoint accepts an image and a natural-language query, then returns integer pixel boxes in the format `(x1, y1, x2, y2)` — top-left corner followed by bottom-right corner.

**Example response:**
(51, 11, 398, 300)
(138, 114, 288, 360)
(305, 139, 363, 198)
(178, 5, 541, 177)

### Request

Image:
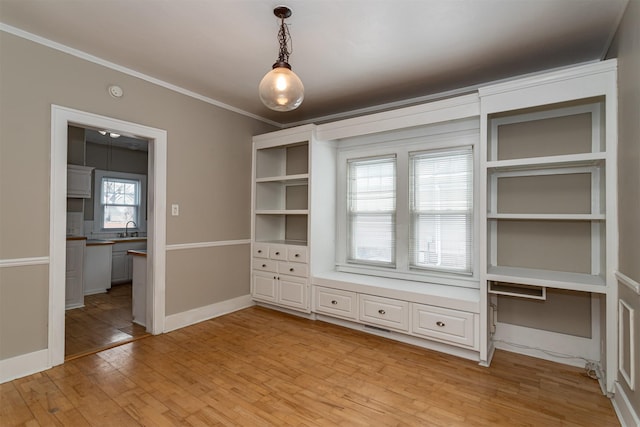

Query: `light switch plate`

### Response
(171, 204, 179, 216)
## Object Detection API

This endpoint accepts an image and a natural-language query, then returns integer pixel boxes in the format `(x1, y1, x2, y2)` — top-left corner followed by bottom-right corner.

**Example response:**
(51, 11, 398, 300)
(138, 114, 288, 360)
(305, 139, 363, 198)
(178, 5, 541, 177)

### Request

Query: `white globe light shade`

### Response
(259, 66, 304, 111)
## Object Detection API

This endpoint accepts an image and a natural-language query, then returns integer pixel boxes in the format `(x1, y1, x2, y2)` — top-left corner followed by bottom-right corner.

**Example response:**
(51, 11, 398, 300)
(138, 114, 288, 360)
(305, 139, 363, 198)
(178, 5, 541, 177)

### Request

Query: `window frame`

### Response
(93, 170, 147, 235)
(335, 122, 479, 288)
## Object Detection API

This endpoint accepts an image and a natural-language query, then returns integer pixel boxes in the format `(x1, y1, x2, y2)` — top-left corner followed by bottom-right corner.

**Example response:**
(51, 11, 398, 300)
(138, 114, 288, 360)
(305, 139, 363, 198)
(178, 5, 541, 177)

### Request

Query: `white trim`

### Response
(0, 349, 49, 384)
(0, 23, 281, 128)
(619, 299, 636, 390)
(617, 271, 640, 295)
(612, 382, 640, 427)
(50, 105, 167, 369)
(164, 294, 254, 332)
(0, 257, 49, 268)
(165, 239, 250, 251)
(493, 322, 599, 368)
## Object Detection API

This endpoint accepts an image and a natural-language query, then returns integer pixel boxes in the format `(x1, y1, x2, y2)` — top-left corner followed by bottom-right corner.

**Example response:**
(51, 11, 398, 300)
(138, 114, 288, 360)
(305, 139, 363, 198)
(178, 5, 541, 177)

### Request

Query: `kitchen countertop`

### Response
(127, 249, 147, 257)
(86, 239, 116, 246)
(66, 236, 87, 241)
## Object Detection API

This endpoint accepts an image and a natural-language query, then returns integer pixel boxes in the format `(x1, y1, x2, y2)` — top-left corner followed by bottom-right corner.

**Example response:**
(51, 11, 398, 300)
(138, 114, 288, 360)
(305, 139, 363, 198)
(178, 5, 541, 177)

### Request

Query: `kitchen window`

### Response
(93, 170, 146, 233)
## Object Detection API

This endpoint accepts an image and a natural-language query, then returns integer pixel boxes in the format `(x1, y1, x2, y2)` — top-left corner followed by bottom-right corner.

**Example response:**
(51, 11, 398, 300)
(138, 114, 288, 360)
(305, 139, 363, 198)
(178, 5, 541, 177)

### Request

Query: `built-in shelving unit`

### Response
(485, 100, 607, 294)
(251, 125, 315, 313)
(478, 60, 618, 393)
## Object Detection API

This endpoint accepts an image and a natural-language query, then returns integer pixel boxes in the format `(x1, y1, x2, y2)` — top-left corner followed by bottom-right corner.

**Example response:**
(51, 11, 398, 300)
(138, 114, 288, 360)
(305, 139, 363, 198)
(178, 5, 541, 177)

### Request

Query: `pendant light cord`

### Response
(277, 17, 292, 64)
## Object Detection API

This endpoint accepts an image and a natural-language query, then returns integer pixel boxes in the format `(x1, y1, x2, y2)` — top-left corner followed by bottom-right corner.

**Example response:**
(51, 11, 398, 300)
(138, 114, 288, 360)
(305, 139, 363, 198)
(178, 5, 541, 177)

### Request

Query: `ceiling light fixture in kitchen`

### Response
(99, 130, 121, 138)
(258, 6, 304, 112)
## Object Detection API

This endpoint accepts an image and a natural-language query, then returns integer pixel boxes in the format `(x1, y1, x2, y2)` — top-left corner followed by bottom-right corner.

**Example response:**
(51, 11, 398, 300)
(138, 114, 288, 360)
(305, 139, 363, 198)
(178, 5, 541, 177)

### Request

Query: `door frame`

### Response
(49, 105, 167, 366)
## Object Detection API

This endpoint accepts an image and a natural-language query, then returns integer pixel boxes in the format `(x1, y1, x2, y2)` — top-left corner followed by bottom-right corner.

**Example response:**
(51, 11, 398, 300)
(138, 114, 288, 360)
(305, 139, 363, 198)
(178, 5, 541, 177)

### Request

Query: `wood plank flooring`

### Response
(3, 306, 619, 426)
(65, 283, 149, 360)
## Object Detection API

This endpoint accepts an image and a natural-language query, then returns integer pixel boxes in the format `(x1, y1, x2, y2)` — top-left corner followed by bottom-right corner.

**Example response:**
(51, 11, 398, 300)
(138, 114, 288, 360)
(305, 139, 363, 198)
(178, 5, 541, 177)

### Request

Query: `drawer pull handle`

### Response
(294, 254, 299, 257)
(262, 264, 267, 268)
(331, 300, 338, 305)
(257, 250, 262, 253)
(275, 251, 280, 255)
(436, 321, 446, 327)
(378, 309, 386, 315)
(289, 268, 294, 272)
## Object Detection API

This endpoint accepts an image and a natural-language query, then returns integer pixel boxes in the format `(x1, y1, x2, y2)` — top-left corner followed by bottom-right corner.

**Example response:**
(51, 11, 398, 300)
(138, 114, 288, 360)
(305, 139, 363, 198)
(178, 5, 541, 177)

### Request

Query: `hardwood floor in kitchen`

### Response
(3, 306, 618, 426)
(65, 283, 150, 360)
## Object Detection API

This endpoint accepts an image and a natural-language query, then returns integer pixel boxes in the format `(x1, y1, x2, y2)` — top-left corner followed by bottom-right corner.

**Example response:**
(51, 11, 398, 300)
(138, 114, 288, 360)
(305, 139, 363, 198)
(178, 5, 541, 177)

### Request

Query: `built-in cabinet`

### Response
(478, 60, 618, 392)
(84, 241, 114, 295)
(250, 60, 619, 394)
(251, 126, 314, 312)
(65, 238, 85, 309)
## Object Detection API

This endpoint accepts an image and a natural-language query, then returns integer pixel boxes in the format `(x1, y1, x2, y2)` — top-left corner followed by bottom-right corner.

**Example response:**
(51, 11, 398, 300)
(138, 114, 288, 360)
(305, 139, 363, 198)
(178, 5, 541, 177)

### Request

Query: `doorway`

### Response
(65, 126, 151, 359)
(50, 105, 167, 367)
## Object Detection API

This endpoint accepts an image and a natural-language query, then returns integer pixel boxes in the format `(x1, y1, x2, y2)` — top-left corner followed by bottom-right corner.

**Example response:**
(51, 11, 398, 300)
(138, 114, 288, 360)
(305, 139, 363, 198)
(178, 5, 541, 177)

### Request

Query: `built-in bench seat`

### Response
(312, 270, 480, 313)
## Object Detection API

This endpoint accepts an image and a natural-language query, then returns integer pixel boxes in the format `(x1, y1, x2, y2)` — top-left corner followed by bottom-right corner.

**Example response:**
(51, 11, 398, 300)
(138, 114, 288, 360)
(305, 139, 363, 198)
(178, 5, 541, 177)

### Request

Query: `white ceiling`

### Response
(0, 0, 629, 126)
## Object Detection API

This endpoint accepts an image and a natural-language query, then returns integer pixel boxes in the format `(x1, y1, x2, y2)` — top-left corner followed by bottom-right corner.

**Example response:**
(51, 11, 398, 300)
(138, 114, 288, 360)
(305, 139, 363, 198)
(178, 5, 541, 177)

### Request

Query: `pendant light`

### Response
(258, 6, 304, 112)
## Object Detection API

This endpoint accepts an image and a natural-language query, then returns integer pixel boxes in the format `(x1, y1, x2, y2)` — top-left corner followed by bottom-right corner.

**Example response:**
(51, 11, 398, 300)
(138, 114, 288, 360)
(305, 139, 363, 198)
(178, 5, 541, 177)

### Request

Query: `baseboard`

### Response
(0, 349, 49, 384)
(493, 322, 598, 368)
(163, 294, 255, 332)
(612, 382, 640, 427)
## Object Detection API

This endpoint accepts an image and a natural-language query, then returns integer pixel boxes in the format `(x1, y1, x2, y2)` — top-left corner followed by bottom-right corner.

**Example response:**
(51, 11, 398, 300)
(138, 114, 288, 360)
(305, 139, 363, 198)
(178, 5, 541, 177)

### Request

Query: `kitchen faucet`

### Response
(125, 220, 137, 237)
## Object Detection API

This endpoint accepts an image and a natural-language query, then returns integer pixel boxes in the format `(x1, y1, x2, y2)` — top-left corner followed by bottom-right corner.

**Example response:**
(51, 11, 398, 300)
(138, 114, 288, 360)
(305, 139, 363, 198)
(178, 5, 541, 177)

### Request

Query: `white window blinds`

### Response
(347, 156, 396, 266)
(409, 147, 473, 273)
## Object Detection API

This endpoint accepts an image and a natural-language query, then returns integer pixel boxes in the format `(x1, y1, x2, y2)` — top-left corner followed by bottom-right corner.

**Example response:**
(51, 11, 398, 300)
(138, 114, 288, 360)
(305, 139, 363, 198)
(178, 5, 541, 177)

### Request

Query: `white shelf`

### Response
(486, 265, 606, 293)
(255, 239, 307, 246)
(255, 173, 308, 184)
(486, 152, 605, 171)
(255, 210, 309, 215)
(487, 213, 605, 221)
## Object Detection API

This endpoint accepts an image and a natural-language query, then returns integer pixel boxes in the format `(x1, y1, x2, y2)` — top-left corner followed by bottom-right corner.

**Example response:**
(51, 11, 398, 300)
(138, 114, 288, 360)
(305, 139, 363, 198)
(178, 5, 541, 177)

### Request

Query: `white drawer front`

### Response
(359, 295, 409, 331)
(287, 246, 308, 263)
(269, 246, 287, 261)
(314, 287, 357, 320)
(278, 261, 308, 278)
(253, 258, 277, 273)
(253, 244, 270, 259)
(412, 304, 475, 348)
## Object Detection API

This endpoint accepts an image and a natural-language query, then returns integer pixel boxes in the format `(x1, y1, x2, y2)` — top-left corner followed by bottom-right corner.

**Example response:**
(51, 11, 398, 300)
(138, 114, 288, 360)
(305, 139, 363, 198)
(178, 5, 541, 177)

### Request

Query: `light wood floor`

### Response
(3, 306, 619, 426)
(65, 283, 149, 360)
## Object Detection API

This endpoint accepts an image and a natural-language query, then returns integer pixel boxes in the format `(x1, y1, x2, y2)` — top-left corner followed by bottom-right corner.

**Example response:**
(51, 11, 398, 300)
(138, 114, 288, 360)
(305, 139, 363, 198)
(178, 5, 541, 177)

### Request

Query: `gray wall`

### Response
(0, 31, 275, 360)
(607, 0, 640, 415)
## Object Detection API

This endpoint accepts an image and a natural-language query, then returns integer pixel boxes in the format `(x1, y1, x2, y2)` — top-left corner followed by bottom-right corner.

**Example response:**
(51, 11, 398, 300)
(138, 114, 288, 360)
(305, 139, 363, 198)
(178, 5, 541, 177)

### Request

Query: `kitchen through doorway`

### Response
(64, 125, 151, 359)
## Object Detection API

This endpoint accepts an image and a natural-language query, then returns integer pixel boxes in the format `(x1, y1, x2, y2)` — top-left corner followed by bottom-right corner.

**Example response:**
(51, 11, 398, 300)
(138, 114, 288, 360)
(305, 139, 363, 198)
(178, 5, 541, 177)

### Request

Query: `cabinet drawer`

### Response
(287, 246, 308, 263)
(314, 287, 357, 320)
(412, 304, 475, 348)
(359, 295, 409, 332)
(269, 246, 287, 260)
(253, 244, 270, 259)
(278, 261, 308, 278)
(253, 258, 277, 273)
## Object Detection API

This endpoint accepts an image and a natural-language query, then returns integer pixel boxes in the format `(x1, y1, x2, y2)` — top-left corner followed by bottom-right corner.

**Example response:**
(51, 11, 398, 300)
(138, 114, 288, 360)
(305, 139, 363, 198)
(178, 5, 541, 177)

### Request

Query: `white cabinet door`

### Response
(65, 240, 85, 309)
(67, 164, 93, 198)
(111, 250, 128, 284)
(278, 275, 307, 310)
(253, 271, 277, 302)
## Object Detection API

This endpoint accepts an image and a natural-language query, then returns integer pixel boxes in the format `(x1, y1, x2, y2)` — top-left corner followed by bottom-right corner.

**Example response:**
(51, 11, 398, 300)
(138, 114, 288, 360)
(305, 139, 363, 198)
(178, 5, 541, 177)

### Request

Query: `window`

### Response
(101, 177, 140, 228)
(347, 156, 396, 266)
(93, 170, 146, 233)
(336, 123, 478, 286)
(409, 148, 473, 273)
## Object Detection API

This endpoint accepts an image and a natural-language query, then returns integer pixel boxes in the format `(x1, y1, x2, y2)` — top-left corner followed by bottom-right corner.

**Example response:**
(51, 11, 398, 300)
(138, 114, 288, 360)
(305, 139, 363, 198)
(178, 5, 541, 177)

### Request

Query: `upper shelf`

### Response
(486, 265, 606, 294)
(485, 152, 606, 171)
(255, 173, 309, 184)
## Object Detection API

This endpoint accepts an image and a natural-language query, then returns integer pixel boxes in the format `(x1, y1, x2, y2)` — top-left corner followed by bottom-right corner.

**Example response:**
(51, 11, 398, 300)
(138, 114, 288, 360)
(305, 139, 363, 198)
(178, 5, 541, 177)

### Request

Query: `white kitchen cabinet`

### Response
(129, 251, 147, 327)
(84, 240, 114, 295)
(67, 164, 93, 198)
(111, 240, 146, 285)
(65, 238, 85, 309)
